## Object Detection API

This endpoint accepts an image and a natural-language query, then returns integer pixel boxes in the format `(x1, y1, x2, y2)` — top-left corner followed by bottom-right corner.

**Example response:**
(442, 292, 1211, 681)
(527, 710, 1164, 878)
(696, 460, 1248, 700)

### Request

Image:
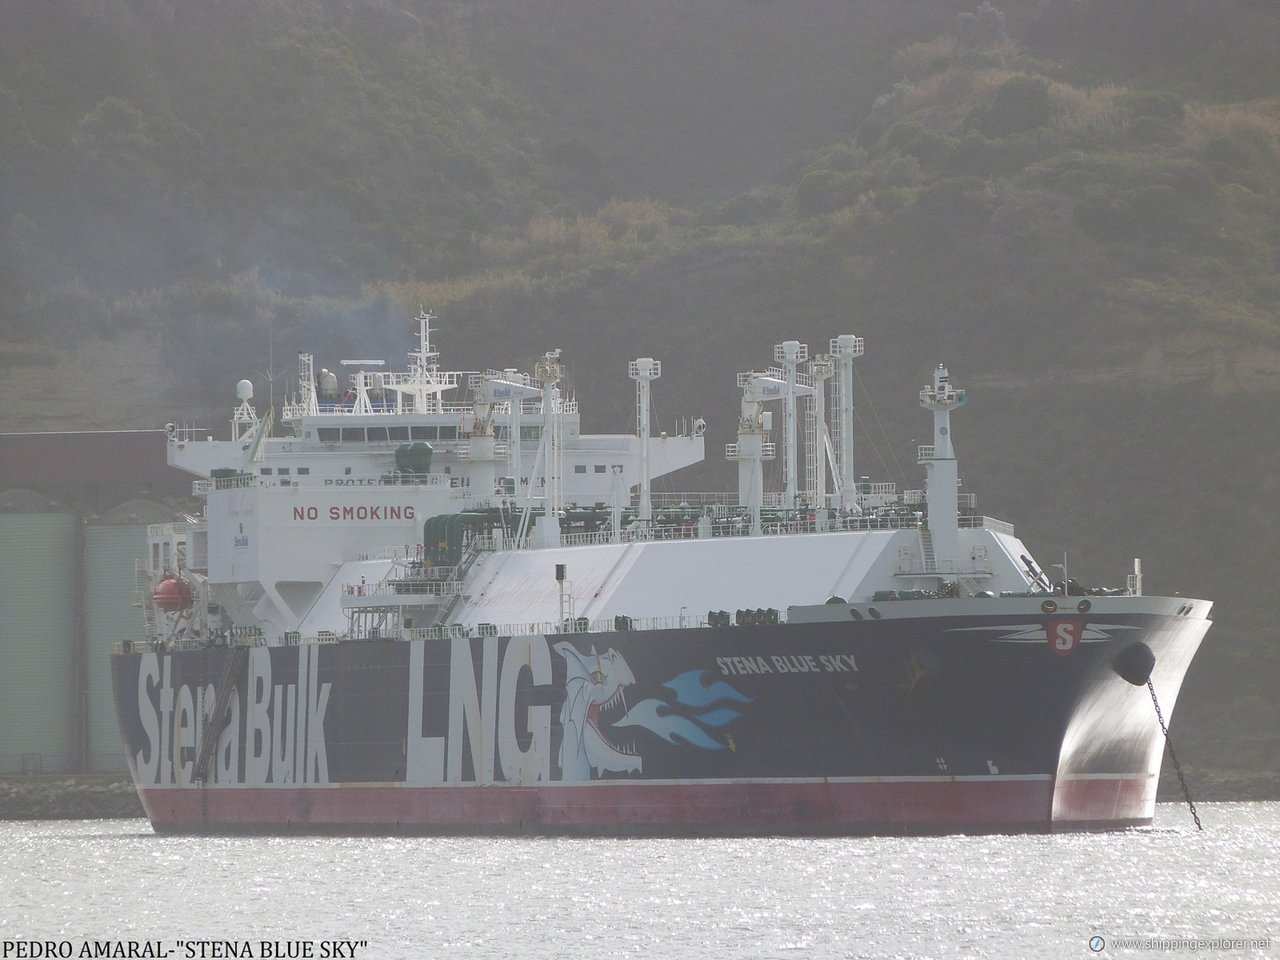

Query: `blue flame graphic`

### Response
(613, 670, 751, 751)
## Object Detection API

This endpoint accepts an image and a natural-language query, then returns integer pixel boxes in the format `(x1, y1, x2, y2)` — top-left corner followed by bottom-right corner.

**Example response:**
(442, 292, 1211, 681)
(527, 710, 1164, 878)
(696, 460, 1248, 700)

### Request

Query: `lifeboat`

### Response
(151, 575, 194, 612)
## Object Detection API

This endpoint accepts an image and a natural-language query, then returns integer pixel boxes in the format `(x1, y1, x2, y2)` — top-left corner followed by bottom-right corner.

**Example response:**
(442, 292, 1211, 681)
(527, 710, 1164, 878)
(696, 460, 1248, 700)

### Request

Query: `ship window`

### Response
(520, 426, 542, 440)
(594, 465, 607, 473)
(297, 467, 310, 475)
(341, 427, 365, 442)
(388, 427, 410, 442)
(318, 428, 340, 442)
(574, 465, 587, 474)
(345, 467, 352, 475)
(494, 426, 509, 440)
(277, 467, 290, 476)
(438, 426, 458, 440)
(411, 426, 436, 441)
(366, 426, 389, 442)
(260, 468, 272, 475)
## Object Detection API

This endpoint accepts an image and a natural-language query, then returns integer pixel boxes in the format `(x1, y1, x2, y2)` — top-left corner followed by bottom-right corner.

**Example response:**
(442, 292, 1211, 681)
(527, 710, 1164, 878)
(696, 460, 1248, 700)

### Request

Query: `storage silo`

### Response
(0, 489, 78, 773)
(85, 499, 180, 772)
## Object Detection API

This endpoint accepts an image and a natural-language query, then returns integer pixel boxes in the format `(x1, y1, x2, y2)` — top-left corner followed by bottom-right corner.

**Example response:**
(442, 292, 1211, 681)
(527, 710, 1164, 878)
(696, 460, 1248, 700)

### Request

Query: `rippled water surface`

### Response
(1, 803, 1277, 959)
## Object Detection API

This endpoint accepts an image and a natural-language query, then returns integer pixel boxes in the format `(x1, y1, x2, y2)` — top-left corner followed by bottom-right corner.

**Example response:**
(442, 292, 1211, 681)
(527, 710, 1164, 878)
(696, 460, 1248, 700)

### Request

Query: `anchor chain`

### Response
(1147, 677, 1202, 831)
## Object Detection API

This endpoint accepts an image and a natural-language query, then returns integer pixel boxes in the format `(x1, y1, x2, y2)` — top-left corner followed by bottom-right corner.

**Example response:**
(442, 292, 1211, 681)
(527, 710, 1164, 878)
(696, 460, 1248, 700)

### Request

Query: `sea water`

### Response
(1, 803, 1276, 959)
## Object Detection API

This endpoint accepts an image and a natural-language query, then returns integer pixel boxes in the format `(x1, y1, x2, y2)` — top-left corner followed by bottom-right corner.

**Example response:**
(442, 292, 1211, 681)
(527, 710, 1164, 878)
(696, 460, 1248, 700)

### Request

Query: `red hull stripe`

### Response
(136, 775, 1154, 834)
(1052, 772, 1156, 824)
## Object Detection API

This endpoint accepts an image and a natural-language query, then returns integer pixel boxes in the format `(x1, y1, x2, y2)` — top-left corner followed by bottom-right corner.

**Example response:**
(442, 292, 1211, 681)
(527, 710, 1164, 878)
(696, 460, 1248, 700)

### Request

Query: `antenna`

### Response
(256, 316, 284, 436)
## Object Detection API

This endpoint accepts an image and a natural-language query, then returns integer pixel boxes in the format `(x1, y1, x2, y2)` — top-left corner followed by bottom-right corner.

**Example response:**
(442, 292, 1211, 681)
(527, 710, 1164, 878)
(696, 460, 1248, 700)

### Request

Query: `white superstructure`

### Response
(141, 314, 1071, 649)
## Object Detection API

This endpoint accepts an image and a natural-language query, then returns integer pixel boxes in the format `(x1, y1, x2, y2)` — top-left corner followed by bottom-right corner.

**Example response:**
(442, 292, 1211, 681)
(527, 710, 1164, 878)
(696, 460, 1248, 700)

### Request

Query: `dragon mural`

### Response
(556, 643, 641, 780)
(555, 643, 751, 780)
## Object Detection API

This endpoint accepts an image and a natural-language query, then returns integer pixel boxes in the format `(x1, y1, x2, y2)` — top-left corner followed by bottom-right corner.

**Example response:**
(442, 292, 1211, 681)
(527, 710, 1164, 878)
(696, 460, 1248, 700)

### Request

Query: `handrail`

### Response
(407, 613, 702, 643)
(194, 472, 453, 495)
(342, 580, 464, 599)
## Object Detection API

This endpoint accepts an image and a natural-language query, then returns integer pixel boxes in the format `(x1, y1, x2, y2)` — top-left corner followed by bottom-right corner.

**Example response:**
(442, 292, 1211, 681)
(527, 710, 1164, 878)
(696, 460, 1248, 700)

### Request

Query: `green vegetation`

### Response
(1, 0, 1278, 789)
(4, 1, 1277, 351)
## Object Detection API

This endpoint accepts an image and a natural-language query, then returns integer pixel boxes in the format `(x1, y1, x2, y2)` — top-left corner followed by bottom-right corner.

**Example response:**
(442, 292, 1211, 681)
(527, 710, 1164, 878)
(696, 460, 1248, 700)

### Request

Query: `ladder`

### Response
(192, 644, 249, 783)
(919, 527, 937, 574)
(804, 403, 818, 504)
(134, 562, 158, 643)
(429, 537, 488, 628)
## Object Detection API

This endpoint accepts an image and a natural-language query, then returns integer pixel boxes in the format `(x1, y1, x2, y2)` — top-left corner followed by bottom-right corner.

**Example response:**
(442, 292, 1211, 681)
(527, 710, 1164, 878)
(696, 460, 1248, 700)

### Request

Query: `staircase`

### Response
(192, 645, 249, 783)
(919, 527, 937, 574)
(134, 562, 158, 643)
(429, 537, 488, 629)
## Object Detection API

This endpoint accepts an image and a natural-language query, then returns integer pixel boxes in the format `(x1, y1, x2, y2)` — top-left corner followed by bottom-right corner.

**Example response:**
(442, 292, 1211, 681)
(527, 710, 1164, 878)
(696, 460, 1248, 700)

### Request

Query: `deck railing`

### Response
(342, 579, 465, 600)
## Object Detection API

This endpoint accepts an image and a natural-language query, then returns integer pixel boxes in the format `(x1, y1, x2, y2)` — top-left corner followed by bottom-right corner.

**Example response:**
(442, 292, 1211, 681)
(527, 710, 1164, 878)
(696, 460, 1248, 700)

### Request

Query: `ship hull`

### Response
(111, 602, 1209, 835)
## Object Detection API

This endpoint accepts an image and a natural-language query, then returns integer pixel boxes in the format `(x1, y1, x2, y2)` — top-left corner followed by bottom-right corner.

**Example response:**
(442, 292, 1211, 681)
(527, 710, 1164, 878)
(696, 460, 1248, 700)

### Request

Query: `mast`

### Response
(413, 307, 438, 374)
(805, 352, 834, 527)
(408, 307, 442, 413)
(727, 373, 773, 537)
(504, 369, 524, 493)
(628, 358, 661, 524)
(295, 352, 319, 417)
(919, 364, 967, 571)
(533, 350, 565, 548)
(775, 341, 808, 510)
(830, 335, 864, 512)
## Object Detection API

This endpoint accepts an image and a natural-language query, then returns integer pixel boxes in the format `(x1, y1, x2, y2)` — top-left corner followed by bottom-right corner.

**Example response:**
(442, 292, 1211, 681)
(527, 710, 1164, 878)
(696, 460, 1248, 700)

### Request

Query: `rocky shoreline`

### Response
(0, 776, 144, 820)
(1, 772, 1274, 822)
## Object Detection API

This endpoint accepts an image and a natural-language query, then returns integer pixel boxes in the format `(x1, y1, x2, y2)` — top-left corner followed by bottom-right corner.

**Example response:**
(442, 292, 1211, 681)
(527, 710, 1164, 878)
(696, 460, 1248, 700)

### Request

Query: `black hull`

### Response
(110, 602, 1209, 835)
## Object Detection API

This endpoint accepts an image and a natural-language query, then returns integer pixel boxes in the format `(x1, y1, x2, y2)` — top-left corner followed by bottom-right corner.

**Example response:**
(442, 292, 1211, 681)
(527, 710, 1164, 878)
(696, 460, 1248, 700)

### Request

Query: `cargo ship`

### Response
(111, 311, 1211, 834)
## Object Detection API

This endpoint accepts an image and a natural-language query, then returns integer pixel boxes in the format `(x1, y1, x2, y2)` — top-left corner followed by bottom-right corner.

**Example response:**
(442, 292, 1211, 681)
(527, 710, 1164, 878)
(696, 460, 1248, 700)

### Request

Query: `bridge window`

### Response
(318, 428, 340, 442)
(341, 427, 365, 442)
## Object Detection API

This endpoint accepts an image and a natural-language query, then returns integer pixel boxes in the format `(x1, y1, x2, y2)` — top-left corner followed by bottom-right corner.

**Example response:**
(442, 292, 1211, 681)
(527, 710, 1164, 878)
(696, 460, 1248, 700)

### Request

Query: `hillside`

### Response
(1, 0, 1277, 790)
